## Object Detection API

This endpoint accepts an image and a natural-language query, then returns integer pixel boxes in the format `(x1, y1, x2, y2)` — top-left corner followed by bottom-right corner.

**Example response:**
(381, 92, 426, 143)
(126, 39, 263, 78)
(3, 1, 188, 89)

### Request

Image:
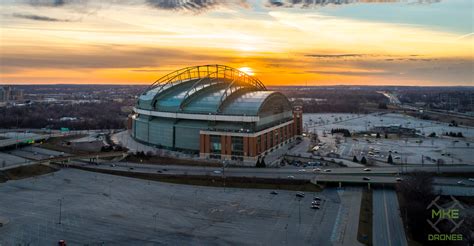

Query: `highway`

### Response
(0, 132, 69, 149)
(68, 162, 474, 187)
(373, 188, 407, 246)
(102, 161, 474, 175)
(312, 175, 398, 184)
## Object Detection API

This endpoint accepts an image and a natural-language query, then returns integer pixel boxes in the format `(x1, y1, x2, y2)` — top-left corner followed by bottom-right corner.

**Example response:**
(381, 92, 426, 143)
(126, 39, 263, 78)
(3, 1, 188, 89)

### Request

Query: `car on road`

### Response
(324, 169, 332, 172)
(109, 164, 116, 167)
(363, 177, 371, 181)
(129, 167, 134, 170)
(296, 192, 305, 198)
(469, 178, 474, 182)
(394, 156, 401, 160)
(270, 191, 278, 195)
(312, 201, 320, 205)
(457, 181, 465, 185)
(313, 197, 321, 201)
(310, 205, 320, 209)
(363, 168, 371, 171)
(312, 168, 321, 172)
(157, 170, 162, 173)
(287, 175, 295, 179)
(298, 169, 306, 172)
(396, 177, 402, 182)
(213, 170, 222, 174)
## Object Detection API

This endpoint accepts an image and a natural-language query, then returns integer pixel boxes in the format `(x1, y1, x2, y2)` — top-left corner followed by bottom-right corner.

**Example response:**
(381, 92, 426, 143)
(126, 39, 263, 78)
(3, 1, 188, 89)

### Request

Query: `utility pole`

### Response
(222, 160, 226, 190)
(298, 197, 302, 228)
(153, 212, 159, 232)
(58, 198, 63, 224)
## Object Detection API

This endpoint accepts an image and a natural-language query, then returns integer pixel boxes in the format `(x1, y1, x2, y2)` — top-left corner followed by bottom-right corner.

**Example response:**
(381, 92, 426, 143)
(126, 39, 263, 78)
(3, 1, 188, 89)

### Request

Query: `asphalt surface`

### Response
(80, 162, 474, 186)
(373, 189, 407, 246)
(0, 169, 352, 245)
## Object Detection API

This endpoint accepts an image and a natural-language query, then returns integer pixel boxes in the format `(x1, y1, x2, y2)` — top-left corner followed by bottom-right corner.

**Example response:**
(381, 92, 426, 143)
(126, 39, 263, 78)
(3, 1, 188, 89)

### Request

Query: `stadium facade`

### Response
(129, 65, 302, 165)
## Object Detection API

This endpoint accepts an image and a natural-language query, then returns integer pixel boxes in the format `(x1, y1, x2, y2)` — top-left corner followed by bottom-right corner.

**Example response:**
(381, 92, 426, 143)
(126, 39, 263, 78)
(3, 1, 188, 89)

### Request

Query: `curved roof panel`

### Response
(137, 65, 291, 116)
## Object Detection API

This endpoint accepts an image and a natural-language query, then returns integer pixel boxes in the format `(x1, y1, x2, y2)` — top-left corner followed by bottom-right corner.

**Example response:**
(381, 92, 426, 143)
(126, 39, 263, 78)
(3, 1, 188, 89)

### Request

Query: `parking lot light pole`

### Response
(58, 198, 63, 224)
(153, 212, 159, 232)
(222, 160, 227, 190)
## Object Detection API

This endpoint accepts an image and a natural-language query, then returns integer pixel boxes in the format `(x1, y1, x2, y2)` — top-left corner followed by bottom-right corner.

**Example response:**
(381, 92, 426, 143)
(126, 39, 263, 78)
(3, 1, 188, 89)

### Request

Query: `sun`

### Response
(238, 67, 255, 76)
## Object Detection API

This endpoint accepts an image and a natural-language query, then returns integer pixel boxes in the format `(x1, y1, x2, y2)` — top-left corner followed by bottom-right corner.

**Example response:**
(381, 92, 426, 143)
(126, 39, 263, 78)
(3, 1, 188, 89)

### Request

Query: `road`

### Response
(71, 162, 474, 187)
(99, 162, 474, 175)
(312, 175, 399, 184)
(0, 133, 65, 149)
(373, 188, 407, 246)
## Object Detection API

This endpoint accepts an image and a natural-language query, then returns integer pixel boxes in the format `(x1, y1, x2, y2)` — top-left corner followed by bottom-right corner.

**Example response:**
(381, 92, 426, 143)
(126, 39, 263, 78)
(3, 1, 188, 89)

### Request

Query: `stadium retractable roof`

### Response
(137, 65, 291, 116)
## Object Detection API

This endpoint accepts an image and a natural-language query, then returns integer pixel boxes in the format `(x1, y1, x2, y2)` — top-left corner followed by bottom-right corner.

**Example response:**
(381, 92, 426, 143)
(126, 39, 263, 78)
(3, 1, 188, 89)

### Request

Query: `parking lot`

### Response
(0, 169, 361, 245)
(303, 113, 474, 165)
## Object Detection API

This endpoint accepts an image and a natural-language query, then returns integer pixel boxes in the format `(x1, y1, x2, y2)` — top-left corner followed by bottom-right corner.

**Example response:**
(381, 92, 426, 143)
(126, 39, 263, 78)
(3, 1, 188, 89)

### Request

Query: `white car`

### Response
(312, 168, 321, 172)
(363, 168, 371, 171)
(287, 175, 295, 179)
(298, 169, 306, 172)
(457, 181, 465, 185)
(213, 170, 222, 174)
(468, 178, 474, 182)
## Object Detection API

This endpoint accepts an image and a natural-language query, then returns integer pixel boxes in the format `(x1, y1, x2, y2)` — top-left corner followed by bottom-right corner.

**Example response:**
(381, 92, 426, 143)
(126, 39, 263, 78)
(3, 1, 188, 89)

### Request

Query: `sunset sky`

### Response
(0, 0, 473, 86)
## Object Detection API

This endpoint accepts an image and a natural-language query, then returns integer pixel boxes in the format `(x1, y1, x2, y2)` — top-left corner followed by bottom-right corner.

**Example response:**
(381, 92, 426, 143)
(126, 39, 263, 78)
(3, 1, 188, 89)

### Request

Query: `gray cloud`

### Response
(306, 70, 392, 76)
(146, 0, 220, 11)
(17, 0, 441, 13)
(13, 13, 72, 22)
(267, 0, 441, 8)
(20, 0, 246, 12)
(26, 0, 85, 7)
(0, 44, 228, 69)
(305, 54, 364, 58)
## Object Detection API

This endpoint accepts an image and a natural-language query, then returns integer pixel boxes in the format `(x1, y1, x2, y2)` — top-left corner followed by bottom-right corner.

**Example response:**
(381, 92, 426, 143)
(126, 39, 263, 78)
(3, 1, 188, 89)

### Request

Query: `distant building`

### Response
(130, 65, 303, 165)
(0, 86, 24, 101)
(371, 125, 416, 136)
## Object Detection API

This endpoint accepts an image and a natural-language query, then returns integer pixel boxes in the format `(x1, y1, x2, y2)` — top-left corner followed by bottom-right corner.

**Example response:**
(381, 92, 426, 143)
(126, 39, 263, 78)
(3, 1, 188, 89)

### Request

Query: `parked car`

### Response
(296, 192, 305, 198)
(363, 168, 371, 171)
(310, 205, 320, 209)
(270, 191, 278, 195)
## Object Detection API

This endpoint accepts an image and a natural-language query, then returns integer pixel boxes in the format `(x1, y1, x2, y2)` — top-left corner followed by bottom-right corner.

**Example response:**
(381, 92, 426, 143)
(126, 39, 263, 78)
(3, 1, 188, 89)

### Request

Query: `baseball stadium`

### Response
(130, 65, 302, 165)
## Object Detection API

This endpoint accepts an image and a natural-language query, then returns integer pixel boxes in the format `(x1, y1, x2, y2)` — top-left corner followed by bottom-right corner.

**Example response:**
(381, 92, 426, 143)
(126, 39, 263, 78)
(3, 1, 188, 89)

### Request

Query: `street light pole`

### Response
(153, 212, 159, 232)
(58, 198, 63, 224)
(222, 160, 226, 190)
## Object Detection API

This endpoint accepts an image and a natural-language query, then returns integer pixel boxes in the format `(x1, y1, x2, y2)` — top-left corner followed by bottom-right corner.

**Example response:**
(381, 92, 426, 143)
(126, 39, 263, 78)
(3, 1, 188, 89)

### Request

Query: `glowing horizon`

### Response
(0, 0, 472, 86)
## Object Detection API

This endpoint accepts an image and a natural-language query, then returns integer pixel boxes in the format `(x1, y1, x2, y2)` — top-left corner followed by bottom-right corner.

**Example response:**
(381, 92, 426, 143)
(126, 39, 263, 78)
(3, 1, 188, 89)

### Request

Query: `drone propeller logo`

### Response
(426, 196, 464, 233)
